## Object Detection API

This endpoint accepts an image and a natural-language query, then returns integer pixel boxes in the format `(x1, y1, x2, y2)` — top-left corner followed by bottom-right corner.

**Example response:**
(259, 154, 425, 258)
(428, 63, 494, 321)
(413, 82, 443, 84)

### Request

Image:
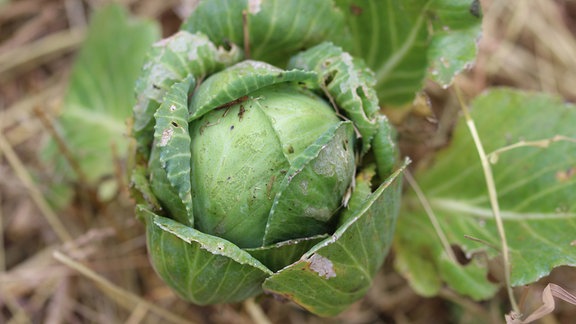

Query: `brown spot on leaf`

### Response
(556, 167, 575, 182)
(238, 105, 246, 121)
(350, 4, 363, 16)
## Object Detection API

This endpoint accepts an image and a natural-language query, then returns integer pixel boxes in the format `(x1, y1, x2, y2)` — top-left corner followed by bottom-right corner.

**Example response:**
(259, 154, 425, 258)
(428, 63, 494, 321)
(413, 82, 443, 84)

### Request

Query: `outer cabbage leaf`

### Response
(264, 162, 406, 316)
(149, 77, 195, 226)
(43, 4, 160, 184)
(181, 0, 348, 67)
(332, 0, 482, 105)
(139, 206, 273, 304)
(395, 88, 576, 299)
(288, 43, 380, 154)
(427, 0, 482, 86)
(183, 0, 481, 106)
(134, 31, 242, 158)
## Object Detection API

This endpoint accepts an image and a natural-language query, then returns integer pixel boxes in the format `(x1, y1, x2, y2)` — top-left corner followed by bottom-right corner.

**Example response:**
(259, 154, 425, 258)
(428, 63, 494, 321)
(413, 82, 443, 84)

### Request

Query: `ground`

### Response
(1, 0, 575, 323)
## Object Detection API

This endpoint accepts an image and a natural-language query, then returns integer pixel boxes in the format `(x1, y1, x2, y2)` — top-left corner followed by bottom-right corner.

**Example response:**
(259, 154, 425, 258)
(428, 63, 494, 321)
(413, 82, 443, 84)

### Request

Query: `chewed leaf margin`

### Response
(188, 60, 318, 121)
(152, 76, 195, 226)
(426, 0, 483, 86)
(331, 0, 482, 104)
(288, 42, 380, 154)
(182, 0, 349, 67)
(263, 160, 407, 316)
(133, 31, 242, 158)
(245, 234, 328, 272)
(263, 121, 356, 245)
(139, 206, 273, 304)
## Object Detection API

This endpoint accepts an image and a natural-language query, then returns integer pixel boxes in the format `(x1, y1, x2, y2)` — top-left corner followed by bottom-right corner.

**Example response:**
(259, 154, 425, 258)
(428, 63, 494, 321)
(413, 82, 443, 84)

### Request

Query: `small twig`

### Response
(0, 6, 59, 51)
(64, 0, 87, 28)
(321, 83, 340, 114)
(0, 131, 73, 243)
(0, 175, 4, 273)
(125, 302, 150, 324)
(487, 135, 576, 164)
(463, 235, 501, 252)
(454, 86, 519, 313)
(111, 142, 129, 200)
(34, 107, 90, 184)
(4, 82, 65, 128)
(53, 251, 193, 324)
(0, 112, 4, 272)
(0, 27, 85, 80)
(244, 298, 272, 324)
(404, 170, 457, 263)
(44, 277, 72, 324)
(319, 83, 363, 139)
(4, 292, 32, 324)
(107, 142, 131, 239)
(0, 0, 40, 21)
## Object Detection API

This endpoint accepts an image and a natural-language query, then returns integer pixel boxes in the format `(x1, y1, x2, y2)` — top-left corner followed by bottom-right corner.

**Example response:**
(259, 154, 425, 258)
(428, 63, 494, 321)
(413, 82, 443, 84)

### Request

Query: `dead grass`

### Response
(1, 0, 575, 323)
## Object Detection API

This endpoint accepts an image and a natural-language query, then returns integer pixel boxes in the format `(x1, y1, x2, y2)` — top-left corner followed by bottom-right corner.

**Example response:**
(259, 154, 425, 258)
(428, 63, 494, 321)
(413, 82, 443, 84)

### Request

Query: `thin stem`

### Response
(0, 111, 4, 272)
(244, 298, 272, 324)
(34, 107, 90, 184)
(487, 135, 576, 163)
(0, 131, 73, 243)
(0, 28, 85, 80)
(53, 251, 192, 324)
(454, 86, 519, 313)
(463, 235, 500, 252)
(404, 170, 457, 263)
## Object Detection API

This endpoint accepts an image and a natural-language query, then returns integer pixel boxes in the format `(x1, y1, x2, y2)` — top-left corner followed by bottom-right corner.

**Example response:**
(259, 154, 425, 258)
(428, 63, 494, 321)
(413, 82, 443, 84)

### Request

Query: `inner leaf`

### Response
(188, 60, 318, 121)
(263, 121, 356, 245)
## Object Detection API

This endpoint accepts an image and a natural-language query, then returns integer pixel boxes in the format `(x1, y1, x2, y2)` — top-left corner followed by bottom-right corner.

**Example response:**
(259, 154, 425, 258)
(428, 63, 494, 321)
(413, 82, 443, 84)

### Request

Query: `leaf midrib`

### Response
(374, 1, 430, 86)
(64, 106, 127, 135)
(431, 198, 576, 220)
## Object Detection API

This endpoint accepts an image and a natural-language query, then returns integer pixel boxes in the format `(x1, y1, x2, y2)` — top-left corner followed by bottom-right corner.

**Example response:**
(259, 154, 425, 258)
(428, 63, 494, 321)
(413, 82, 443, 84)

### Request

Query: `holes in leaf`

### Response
(324, 70, 337, 87)
(451, 244, 471, 265)
(171, 121, 179, 127)
(469, 0, 481, 18)
(222, 39, 233, 51)
(341, 139, 349, 151)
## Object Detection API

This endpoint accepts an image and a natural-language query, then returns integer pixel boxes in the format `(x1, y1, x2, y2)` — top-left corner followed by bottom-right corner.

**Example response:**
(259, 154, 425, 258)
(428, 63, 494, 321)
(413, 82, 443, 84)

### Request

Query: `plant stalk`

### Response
(454, 86, 519, 313)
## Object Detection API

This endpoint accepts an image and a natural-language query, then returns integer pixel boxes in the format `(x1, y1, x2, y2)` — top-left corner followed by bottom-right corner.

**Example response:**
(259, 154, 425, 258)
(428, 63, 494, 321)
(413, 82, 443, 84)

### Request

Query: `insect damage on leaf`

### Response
(159, 128, 174, 146)
(306, 254, 336, 279)
(134, 5, 404, 311)
(248, 0, 262, 14)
